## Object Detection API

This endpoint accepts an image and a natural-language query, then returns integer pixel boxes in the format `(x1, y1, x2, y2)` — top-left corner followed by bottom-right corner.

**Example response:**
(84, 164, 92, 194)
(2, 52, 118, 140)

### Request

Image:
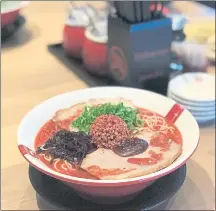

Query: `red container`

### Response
(62, 7, 97, 59)
(1, 1, 29, 28)
(63, 25, 86, 59)
(1, 9, 20, 28)
(83, 21, 108, 75)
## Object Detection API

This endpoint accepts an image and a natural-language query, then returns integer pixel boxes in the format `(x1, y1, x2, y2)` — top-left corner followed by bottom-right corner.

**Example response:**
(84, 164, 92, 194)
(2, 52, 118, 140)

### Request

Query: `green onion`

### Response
(72, 103, 144, 133)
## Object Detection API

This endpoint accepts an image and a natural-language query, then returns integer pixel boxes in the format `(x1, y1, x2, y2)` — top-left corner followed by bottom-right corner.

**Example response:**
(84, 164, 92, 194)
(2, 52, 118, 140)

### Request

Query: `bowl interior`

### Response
(17, 87, 199, 184)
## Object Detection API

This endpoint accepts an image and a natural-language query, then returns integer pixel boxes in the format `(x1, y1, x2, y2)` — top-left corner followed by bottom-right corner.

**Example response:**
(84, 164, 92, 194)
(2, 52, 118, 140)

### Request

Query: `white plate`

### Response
(168, 73, 215, 102)
(167, 89, 215, 107)
(190, 109, 215, 116)
(190, 111, 215, 118)
(191, 110, 215, 118)
(194, 115, 215, 123)
(167, 92, 215, 113)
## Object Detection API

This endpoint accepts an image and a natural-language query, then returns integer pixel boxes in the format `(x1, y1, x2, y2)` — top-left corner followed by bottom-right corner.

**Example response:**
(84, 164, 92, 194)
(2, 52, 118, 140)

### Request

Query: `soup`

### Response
(35, 98, 182, 180)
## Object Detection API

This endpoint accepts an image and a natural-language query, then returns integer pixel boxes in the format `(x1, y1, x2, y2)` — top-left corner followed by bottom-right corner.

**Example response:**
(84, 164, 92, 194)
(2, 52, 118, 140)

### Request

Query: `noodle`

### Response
(61, 161, 68, 171)
(40, 154, 71, 172)
(43, 154, 52, 162)
(139, 113, 175, 135)
(65, 160, 73, 171)
(53, 159, 61, 172)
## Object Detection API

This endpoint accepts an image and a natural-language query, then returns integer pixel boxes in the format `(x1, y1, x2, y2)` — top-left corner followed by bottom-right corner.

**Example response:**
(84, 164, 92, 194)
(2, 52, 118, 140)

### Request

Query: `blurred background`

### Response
(1, 1, 215, 210)
(1, 0, 215, 129)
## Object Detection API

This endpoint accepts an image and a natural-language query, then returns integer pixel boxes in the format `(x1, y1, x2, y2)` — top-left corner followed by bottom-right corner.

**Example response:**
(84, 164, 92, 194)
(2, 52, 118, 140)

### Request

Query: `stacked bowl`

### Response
(168, 72, 215, 124)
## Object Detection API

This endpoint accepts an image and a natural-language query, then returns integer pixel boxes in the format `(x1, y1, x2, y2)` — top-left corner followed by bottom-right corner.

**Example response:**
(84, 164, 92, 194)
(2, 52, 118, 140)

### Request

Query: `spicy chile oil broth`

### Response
(34, 103, 182, 179)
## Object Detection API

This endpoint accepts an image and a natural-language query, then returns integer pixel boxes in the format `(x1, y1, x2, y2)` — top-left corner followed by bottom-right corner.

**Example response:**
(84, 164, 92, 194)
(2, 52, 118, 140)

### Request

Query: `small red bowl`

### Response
(1, 9, 20, 28)
(63, 25, 86, 59)
(62, 7, 96, 59)
(1, 1, 29, 28)
(83, 21, 108, 75)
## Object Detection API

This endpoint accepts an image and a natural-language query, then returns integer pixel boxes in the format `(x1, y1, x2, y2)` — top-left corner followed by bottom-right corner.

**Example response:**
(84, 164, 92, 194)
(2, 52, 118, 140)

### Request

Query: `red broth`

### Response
(127, 108, 183, 166)
(138, 108, 182, 145)
(34, 107, 182, 179)
(34, 120, 60, 148)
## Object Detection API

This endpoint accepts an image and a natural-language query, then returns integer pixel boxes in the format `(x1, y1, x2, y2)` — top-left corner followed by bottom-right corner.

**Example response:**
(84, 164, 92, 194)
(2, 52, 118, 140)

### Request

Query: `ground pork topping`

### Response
(89, 114, 130, 149)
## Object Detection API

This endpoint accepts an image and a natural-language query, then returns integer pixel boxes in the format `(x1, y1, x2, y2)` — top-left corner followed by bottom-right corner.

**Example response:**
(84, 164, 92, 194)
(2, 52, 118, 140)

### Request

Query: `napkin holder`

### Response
(108, 15, 172, 94)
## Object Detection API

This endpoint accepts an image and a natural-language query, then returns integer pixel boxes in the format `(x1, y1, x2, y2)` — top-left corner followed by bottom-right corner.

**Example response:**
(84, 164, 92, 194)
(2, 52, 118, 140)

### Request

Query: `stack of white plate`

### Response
(168, 72, 215, 124)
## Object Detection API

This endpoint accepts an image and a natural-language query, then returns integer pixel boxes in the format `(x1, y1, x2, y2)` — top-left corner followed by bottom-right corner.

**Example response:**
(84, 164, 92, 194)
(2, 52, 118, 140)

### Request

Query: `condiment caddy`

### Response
(107, 1, 172, 95)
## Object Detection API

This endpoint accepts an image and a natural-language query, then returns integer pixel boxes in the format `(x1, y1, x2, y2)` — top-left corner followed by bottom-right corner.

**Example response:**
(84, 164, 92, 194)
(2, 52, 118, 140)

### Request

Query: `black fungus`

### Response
(113, 138, 149, 157)
(36, 130, 97, 166)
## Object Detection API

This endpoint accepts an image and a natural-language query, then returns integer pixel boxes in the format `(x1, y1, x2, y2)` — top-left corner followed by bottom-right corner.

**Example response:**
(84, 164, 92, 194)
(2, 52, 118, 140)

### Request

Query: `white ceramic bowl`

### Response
(17, 87, 199, 204)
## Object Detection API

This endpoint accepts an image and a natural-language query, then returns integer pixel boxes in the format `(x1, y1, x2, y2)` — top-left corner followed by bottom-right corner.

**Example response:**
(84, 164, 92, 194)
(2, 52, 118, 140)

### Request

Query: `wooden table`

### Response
(1, 2, 215, 210)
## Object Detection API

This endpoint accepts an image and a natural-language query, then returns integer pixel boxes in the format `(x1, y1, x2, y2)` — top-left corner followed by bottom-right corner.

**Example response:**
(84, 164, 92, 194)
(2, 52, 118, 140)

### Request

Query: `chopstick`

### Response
(150, 2, 156, 20)
(133, 1, 137, 23)
(113, 1, 121, 18)
(68, 1, 79, 20)
(140, 1, 144, 22)
(153, 1, 164, 19)
(68, 1, 99, 34)
(69, 1, 78, 10)
(158, 1, 164, 18)
(87, 3, 100, 19)
(84, 4, 100, 35)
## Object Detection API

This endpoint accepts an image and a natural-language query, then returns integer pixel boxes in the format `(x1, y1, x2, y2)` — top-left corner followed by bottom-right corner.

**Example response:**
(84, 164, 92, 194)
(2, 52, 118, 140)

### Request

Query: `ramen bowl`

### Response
(17, 87, 199, 204)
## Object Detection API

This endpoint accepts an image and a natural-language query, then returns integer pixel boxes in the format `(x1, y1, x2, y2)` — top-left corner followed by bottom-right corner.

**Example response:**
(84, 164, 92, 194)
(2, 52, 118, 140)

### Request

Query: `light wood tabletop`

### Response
(1, 2, 215, 210)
